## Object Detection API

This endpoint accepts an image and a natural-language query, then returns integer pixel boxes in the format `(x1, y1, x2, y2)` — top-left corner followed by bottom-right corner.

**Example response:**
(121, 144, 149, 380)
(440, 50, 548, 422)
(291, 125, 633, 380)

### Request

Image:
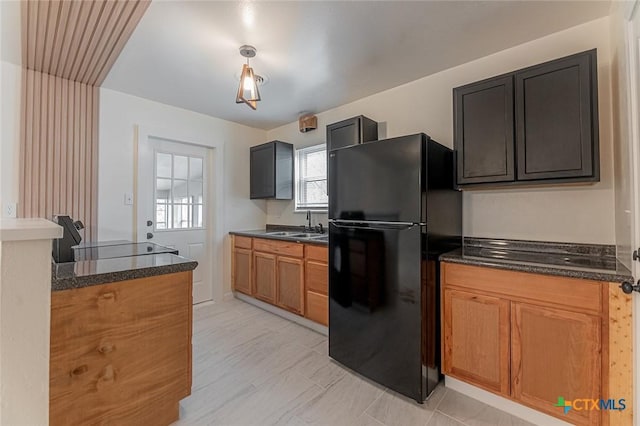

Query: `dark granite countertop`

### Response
(52, 253, 197, 291)
(440, 238, 633, 284)
(230, 224, 328, 246)
(52, 241, 197, 291)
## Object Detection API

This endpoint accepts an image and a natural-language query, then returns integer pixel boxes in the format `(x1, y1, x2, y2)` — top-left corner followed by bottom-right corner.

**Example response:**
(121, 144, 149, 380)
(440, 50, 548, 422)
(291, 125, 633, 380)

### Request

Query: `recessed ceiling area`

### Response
(101, 1, 611, 130)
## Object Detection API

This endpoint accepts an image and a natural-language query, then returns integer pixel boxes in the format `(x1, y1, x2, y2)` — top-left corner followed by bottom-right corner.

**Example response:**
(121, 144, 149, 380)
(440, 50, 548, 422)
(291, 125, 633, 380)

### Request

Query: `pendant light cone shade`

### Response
(236, 63, 261, 110)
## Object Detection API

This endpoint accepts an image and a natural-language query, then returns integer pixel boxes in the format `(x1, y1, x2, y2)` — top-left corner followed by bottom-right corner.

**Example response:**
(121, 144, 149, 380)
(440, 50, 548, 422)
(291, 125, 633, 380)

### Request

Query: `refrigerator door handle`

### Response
(330, 220, 419, 231)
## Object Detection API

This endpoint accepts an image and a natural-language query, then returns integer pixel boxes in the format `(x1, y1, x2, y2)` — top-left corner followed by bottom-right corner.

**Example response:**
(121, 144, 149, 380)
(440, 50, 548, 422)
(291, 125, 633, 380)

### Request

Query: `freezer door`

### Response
(328, 221, 437, 401)
(328, 134, 425, 222)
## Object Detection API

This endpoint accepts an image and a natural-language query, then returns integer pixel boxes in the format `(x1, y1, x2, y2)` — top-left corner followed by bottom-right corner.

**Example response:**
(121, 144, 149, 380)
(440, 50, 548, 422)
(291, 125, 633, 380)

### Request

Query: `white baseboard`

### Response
(223, 291, 235, 302)
(234, 292, 329, 336)
(445, 377, 571, 426)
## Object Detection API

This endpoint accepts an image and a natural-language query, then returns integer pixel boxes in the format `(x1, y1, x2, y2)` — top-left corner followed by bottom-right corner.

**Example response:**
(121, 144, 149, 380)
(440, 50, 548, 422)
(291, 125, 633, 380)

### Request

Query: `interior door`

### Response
(138, 136, 212, 304)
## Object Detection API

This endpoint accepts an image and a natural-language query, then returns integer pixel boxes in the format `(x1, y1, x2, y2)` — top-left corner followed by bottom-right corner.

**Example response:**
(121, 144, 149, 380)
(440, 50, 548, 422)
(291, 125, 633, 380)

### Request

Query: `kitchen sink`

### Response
(309, 235, 328, 241)
(265, 231, 300, 236)
(288, 233, 322, 238)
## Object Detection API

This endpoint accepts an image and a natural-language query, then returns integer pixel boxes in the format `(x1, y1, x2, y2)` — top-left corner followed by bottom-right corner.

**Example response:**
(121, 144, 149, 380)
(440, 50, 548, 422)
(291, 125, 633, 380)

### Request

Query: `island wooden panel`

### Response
(50, 271, 192, 426)
(442, 288, 510, 395)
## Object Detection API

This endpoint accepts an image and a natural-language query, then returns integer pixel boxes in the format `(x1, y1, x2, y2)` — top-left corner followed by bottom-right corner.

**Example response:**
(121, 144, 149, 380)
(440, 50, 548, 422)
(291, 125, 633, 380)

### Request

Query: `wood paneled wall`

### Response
(19, 69, 99, 240)
(19, 0, 150, 241)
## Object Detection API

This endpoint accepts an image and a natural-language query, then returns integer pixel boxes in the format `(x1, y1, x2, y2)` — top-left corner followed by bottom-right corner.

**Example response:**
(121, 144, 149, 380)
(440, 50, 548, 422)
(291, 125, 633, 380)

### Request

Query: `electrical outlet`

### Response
(5, 202, 16, 218)
(124, 193, 133, 205)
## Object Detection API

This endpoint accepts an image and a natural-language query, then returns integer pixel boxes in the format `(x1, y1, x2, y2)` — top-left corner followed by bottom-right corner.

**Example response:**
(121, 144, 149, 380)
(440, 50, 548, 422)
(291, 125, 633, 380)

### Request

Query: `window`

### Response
(155, 152, 204, 230)
(295, 144, 328, 210)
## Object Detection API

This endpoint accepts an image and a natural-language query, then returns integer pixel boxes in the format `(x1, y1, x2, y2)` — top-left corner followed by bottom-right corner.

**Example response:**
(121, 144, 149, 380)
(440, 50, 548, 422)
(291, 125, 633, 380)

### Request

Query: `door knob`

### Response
(620, 280, 640, 294)
(146, 232, 153, 239)
(147, 220, 153, 227)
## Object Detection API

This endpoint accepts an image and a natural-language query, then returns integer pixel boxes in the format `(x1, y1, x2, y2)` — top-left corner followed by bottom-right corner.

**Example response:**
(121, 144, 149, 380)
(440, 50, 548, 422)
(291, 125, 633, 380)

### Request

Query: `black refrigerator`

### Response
(328, 133, 462, 402)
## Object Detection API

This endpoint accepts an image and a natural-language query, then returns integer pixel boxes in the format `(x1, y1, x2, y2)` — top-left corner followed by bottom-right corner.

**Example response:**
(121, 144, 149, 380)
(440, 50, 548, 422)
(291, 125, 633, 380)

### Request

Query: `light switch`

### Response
(4, 202, 16, 218)
(124, 193, 134, 205)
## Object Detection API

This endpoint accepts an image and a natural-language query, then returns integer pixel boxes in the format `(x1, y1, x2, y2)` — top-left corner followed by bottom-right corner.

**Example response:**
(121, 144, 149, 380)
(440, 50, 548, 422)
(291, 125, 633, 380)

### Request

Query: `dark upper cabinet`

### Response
(454, 76, 514, 185)
(327, 115, 378, 151)
(515, 51, 598, 181)
(453, 49, 599, 188)
(250, 141, 293, 200)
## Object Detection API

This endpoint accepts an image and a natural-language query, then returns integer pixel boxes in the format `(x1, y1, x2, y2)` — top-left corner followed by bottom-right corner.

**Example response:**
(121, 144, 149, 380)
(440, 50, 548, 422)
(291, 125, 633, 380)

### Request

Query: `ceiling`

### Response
(12, 1, 612, 130)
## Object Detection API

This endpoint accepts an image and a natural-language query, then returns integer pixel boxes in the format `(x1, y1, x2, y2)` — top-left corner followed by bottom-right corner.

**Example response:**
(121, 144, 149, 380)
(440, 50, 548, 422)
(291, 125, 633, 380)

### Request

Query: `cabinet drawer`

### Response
(234, 236, 252, 249)
(306, 260, 328, 295)
(254, 238, 303, 257)
(306, 244, 328, 262)
(442, 262, 602, 314)
(306, 291, 328, 326)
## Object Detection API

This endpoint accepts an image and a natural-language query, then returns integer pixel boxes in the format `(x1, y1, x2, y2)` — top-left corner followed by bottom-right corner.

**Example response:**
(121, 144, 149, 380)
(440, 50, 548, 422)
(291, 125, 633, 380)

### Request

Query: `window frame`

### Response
(294, 143, 328, 212)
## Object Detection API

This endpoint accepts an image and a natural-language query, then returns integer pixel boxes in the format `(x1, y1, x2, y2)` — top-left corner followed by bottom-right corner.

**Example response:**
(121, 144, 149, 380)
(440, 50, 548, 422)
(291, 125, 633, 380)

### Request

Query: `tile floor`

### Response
(174, 299, 535, 426)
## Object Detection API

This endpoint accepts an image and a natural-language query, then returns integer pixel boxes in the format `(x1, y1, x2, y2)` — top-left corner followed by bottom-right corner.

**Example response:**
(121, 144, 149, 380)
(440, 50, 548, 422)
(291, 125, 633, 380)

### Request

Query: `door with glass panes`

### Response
(137, 136, 212, 304)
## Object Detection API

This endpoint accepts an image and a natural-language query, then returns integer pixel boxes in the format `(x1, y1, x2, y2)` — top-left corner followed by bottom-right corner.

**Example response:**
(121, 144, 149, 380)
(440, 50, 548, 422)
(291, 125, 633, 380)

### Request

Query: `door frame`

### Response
(621, 1, 640, 424)
(134, 124, 225, 304)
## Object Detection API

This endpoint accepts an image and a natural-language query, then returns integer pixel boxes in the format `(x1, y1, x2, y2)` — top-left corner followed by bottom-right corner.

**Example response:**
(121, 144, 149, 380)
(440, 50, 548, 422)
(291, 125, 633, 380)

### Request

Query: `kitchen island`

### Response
(50, 241, 197, 426)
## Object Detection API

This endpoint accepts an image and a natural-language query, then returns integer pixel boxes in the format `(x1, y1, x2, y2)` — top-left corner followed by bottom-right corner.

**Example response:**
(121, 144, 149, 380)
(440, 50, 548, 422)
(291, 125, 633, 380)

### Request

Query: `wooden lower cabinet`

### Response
(442, 288, 510, 395)
(232, 235, 328, 326)
(305, 258, 328, 326)
(50, 272, 193, 425)
(441, 262, 633, 426)
(232, 248, 252, 295)
(511, 302, 601, 426)
(253, 252, 277, 303)
(277, 256, 305, 314)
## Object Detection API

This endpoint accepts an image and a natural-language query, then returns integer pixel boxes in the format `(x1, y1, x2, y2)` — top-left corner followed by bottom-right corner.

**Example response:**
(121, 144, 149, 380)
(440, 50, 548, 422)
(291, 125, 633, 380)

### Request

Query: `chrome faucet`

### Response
(306, 210, 312, 231)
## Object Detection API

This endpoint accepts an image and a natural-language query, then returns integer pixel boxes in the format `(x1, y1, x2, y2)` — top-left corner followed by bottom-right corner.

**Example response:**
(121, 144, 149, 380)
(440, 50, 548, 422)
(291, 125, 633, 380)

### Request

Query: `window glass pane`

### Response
(174, 155, 189, 179)
(156, 178, 171, 201)
(304, 150, 326, 177)
(189, 181, 203, 204)
(173, 204, 192, 228)
(303, 180, 328, 205)
(156, 153, 172, 178)
(194, 204, 203, 228)
(173, 179, 188, 203)
(155, 202, 169, 230)
(190, 157, 203, 181)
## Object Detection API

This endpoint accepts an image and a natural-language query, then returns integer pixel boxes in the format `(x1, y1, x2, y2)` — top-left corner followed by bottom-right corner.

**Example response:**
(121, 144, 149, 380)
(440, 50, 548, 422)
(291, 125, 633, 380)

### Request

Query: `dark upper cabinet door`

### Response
(454, 76, 515, 185)
(327, 116, 378, 151)
(250, 141, 293, 199)
(515, 50, 598, 181)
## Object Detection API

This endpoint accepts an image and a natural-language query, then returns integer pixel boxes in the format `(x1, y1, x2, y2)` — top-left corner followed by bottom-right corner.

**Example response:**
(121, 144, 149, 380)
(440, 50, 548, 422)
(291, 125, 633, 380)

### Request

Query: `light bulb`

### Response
(243, 75, 254, 91)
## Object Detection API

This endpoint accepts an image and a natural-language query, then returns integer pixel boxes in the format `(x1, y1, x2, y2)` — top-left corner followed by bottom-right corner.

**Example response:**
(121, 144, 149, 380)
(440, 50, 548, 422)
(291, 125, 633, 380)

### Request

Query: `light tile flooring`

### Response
(174, 299, 535, 426)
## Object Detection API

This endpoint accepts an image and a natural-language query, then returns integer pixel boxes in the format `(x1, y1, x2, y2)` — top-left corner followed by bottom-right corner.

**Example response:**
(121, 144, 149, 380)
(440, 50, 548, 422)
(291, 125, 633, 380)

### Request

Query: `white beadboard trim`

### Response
(234, 292, 328, 336)
(445, 376, 571, 426)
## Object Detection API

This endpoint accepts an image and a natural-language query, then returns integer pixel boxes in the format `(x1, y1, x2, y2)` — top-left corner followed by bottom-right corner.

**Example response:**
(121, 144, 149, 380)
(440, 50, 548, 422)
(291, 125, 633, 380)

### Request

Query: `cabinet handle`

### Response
(98, 343, 115, 354)
(70, 364, 88, 377)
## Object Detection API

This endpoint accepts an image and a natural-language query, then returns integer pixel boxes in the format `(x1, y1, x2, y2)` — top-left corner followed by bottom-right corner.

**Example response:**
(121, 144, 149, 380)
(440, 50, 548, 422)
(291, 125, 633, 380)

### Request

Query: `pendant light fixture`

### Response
(236, 45, 261, 110)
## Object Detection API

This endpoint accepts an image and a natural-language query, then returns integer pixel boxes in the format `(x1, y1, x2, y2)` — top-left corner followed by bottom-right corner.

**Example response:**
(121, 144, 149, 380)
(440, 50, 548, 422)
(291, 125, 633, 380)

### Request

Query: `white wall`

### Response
(99, 89, 267, 299)
(0, 61, 21, 217)
(267, 17, 615, 244)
